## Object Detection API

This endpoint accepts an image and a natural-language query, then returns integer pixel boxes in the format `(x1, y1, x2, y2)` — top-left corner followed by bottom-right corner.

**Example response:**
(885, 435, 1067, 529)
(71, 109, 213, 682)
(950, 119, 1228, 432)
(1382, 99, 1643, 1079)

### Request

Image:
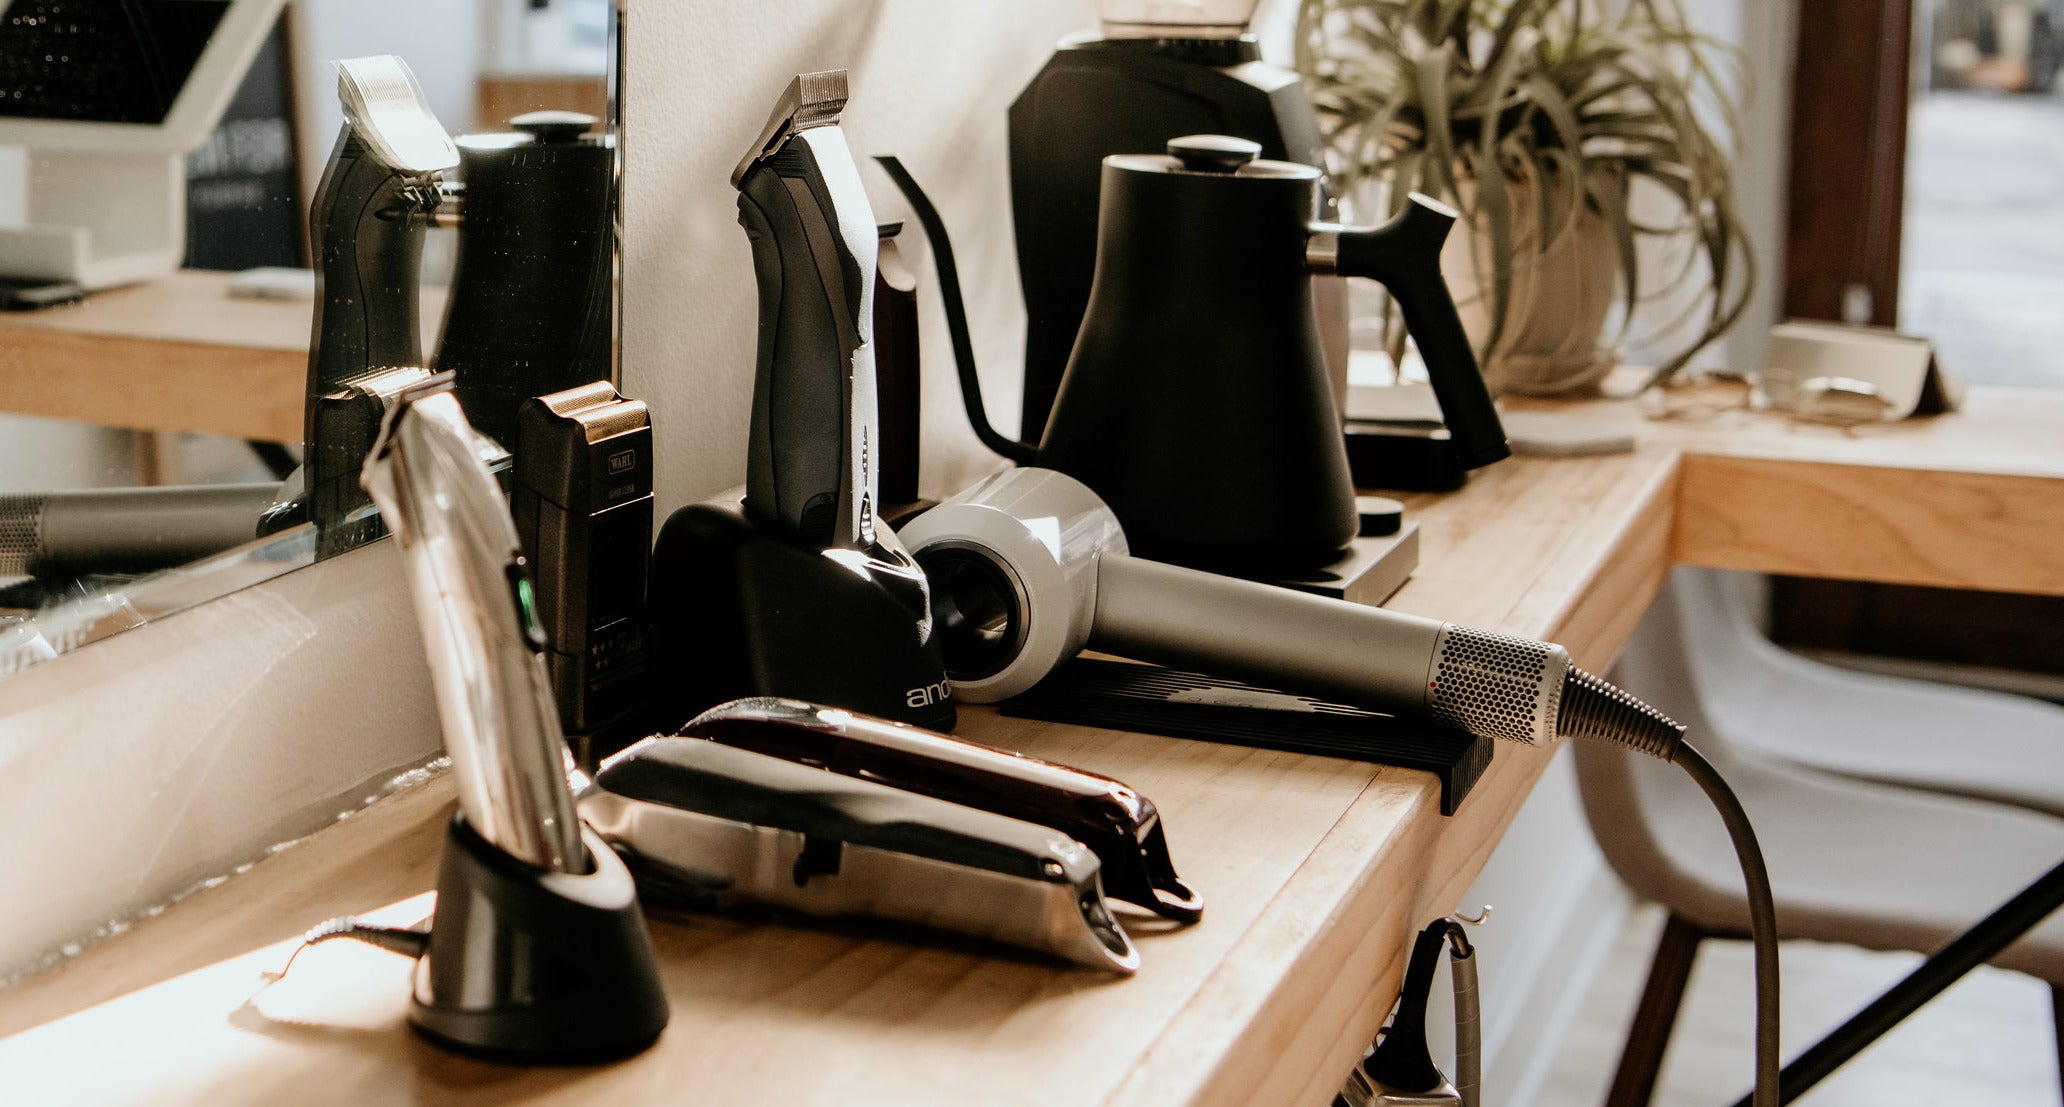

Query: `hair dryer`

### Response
(900, 470, 1786, 1107)
(0, 483, 290, 578)
(896, 467, 1680, 757)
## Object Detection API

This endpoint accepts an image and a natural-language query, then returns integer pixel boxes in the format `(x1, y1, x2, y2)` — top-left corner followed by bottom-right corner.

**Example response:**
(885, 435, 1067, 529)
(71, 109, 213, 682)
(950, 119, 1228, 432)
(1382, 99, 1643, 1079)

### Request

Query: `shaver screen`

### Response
(0, 1, 234, 125)
(588, 504, 649, 631)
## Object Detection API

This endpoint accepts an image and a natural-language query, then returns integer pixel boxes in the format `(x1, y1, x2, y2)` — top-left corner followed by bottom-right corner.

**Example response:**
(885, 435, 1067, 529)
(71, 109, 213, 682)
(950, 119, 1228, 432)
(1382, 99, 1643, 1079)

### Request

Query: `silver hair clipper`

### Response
(679, 697, 1203, 923)
(576, 735, 1142, 972)
(354, 374, 668, 1060)
(362, 376, 584, 872)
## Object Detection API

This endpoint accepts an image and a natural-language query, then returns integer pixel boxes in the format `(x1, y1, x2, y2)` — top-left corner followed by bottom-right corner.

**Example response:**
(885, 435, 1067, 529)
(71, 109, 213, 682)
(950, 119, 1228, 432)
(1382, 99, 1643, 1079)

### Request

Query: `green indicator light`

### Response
(510, 565, 548, 650)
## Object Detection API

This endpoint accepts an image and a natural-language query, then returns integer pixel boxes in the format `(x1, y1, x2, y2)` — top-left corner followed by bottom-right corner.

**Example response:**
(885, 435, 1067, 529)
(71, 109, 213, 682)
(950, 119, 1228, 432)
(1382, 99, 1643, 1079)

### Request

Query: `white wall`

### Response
(622, 1, 1095, 516)
(1624, 0, 1797, 377)
(289, 0, 486, 203)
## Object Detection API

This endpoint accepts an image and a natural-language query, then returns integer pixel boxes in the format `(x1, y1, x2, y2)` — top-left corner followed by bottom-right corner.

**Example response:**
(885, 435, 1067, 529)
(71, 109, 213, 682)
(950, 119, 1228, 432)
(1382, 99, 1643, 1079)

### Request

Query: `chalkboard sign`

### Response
(183, 12, 301, 271)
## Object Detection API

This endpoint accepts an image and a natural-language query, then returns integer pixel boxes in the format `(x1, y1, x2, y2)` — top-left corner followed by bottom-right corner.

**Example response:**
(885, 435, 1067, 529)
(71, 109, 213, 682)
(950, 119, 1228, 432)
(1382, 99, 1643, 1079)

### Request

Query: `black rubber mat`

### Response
(1001, 659, 1493, 815)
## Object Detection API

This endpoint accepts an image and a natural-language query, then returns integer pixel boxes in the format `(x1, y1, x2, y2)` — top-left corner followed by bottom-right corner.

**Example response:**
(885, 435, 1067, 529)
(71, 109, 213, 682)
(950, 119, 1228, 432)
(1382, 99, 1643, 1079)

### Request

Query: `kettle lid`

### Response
(1107, 134, 1319, 180)
(456, 110, 602, 152)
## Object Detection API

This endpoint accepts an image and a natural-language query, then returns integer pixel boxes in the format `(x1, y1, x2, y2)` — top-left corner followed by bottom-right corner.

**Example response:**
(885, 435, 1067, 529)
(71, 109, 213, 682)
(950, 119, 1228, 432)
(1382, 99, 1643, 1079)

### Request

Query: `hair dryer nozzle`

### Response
(1557, 667, 1686, 760)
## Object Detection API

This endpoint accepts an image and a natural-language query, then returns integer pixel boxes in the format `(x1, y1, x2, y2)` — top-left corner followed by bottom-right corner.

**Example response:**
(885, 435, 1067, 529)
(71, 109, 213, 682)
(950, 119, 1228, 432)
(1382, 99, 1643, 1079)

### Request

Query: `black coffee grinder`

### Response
(1009, 0, 1344, 444)
(436, 110, 615, 453)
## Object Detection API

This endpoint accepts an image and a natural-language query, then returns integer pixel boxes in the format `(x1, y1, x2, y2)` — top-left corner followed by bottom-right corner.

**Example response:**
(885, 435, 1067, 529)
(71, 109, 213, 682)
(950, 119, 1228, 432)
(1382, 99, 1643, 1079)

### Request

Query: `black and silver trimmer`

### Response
(647, 71, 953, 731)
(678, 697, 1202, 923)
(286, 375, 668, 1062)
(303, 56, 457, 553)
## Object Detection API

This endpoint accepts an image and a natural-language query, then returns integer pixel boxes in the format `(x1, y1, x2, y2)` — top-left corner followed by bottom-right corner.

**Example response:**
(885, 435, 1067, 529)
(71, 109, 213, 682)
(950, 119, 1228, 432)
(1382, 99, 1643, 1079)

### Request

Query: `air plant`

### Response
(1296, 0, 1757, 389)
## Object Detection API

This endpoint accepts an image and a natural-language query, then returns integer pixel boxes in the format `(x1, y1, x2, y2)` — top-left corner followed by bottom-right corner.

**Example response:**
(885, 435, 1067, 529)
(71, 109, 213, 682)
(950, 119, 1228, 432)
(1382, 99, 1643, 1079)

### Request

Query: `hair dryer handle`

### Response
(1089, 553, 1447, 715)
(1327, 195, 1510, 471)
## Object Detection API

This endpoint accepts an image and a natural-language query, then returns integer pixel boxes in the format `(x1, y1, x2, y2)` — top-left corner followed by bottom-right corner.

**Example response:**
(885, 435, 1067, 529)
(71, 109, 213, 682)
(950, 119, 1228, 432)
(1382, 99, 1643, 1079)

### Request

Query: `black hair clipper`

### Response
(513, 382, 654, 736)
(303, 56, 456, 553)
(647, 72, 953, 731)
(680, 697, 1202, 923)
(1336, 918, 1481, 1107)
(306, 56, 455, 441)
(306, 365, 436, 557)
(576, 735, 1140, 972)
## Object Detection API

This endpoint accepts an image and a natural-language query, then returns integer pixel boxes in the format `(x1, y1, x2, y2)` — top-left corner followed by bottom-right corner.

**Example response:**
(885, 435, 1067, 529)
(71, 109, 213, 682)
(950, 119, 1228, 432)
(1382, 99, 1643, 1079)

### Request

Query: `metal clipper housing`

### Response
(680, 697, 1203, 922)
(577, 737, 1141, 972)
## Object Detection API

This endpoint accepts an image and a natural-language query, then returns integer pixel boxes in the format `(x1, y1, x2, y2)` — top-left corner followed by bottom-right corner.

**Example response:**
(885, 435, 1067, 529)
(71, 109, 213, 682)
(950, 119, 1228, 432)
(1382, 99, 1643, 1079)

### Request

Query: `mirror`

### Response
(0, 0, 615, 677)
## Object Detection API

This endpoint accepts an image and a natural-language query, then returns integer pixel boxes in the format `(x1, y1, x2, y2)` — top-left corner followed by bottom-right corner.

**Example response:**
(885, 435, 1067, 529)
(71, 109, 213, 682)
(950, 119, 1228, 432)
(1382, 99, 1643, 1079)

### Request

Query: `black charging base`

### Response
(647, 499, 956, 733)
(1002, 659, 1492, 815)
(407, 815, 668, 1063)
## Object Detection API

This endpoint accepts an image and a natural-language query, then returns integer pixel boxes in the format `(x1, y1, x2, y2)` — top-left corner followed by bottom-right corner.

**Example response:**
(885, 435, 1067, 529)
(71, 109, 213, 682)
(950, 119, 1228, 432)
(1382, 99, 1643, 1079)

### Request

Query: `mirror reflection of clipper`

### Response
(679, 697, 1203, 923)
(575, 732, 1142, 973)
(303, 55, 457, 549)
(647, 71, 953, 731)
(303, 365, 437, 557)
(513, 382, 654, 737)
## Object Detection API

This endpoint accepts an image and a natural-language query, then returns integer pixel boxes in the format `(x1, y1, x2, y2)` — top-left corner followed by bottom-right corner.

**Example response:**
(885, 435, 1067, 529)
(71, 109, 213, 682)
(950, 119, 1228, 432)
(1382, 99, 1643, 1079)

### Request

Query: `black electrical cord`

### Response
(1557, 670, 1778, 1107)
(1675, 741, 1780, 1107)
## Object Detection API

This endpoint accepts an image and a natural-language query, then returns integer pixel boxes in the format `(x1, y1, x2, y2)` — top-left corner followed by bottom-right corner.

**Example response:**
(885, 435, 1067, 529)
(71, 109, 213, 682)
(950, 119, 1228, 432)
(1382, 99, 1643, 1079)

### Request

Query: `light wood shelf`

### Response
(1, 388, 2059, 1105)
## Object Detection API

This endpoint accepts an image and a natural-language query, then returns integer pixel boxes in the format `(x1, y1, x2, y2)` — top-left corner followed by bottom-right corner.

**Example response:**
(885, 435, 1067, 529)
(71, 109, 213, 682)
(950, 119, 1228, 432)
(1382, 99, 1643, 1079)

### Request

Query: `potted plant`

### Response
(1295, 0, 1756, 394)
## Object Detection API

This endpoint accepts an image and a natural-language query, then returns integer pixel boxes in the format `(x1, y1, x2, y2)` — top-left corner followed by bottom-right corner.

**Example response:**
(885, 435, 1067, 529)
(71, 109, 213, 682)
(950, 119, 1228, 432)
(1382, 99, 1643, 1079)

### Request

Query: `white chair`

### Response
(1670, 567, 2064, 819)
(1573, 569, 2064, 1106)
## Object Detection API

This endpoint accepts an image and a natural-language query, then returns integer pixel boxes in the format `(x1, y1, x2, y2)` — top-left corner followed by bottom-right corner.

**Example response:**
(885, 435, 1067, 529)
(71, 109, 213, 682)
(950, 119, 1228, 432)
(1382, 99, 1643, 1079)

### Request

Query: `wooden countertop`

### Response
(0, 271, 309, 443)
(0, 269, 446, 444)
(2, 388, 2060, 1106)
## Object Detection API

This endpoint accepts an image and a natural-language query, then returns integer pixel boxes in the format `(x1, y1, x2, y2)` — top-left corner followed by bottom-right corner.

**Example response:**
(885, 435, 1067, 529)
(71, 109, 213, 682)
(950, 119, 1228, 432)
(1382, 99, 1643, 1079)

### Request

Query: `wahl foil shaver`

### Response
(678, 697, 1202, 923)
(576, 732, 1142, 973)
(357, 375, 667, 1061)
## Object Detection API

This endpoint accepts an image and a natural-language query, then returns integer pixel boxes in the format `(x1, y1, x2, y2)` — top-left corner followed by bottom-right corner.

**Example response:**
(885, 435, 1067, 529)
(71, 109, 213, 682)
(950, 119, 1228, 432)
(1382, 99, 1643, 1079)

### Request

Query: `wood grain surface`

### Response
(0, 269, 447, 443)
(1, 389, 2060, 1106)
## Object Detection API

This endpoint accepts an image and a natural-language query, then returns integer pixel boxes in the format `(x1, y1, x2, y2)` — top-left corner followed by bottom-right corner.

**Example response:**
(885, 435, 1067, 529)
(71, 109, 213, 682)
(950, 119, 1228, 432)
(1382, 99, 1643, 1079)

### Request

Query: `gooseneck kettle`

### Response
(884, 135, 1507, 576)
(1008, 0, 1341, 444)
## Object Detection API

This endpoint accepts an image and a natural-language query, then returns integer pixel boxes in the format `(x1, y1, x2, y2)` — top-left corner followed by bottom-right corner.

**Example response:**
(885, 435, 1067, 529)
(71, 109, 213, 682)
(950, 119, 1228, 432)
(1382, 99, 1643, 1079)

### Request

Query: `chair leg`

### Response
(2052, 984, 2064, 1105)
(1605, 913, 1710, 1107)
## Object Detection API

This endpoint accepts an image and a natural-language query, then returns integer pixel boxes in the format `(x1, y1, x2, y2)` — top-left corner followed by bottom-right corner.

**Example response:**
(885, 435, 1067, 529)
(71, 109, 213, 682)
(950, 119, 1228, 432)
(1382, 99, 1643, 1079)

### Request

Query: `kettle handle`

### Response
(1321, 196, 1510, 471)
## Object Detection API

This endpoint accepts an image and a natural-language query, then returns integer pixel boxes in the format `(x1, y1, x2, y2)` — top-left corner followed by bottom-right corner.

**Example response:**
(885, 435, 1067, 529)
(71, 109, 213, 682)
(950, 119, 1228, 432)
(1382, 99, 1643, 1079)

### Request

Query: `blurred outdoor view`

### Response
(1904, 0, 2064, 387)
